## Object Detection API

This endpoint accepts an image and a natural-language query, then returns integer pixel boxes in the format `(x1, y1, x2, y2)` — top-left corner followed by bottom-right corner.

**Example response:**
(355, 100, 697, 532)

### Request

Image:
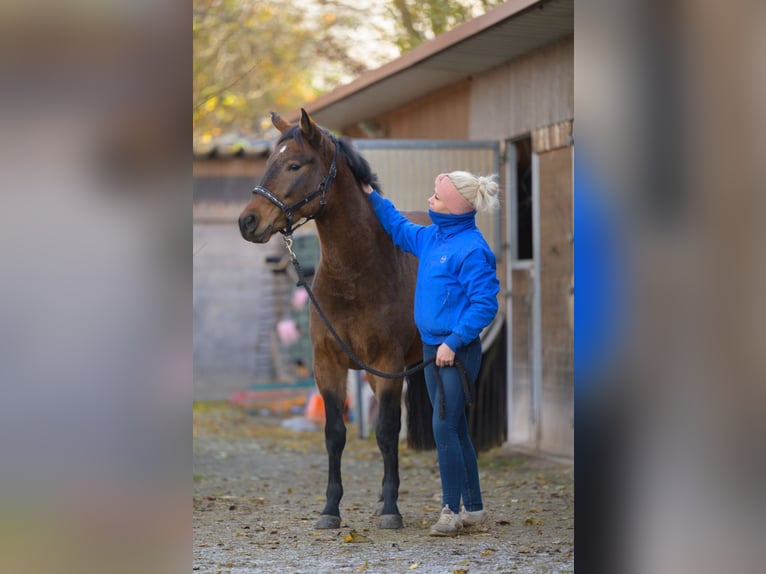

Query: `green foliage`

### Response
(387, 0, 505, 52)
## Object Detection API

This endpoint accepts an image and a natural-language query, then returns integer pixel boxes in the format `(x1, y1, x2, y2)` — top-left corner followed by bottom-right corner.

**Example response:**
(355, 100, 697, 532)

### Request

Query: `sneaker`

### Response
(459, 505, 488, 528)
(429, 506, 463, 536)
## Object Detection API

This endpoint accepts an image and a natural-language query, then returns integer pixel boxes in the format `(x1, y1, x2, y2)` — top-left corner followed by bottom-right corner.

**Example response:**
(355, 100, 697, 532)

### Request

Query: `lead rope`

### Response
(284, 235, 473, 419)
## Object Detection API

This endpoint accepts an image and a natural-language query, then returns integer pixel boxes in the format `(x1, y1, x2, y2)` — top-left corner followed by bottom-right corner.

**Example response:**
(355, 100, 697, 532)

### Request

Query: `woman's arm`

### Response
(444, 248, 500, 352)
(363, 186, 426, 256)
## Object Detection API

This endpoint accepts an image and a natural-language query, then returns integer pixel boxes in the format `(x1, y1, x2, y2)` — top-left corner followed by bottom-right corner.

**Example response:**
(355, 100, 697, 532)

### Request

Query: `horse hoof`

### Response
(315, 514, 341, 529)
(378, 514, 403, 529)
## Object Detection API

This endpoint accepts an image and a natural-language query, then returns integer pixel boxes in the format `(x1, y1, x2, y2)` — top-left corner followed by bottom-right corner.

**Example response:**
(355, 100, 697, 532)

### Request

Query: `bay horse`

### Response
(238, 109, 434, 529)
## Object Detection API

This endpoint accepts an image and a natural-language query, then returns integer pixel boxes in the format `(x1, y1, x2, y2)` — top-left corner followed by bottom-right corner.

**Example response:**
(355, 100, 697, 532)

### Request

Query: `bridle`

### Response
(250, 134, 339, 236)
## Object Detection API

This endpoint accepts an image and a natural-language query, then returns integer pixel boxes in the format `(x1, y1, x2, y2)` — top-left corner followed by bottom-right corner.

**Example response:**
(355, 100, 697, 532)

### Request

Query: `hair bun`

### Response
(474, 175, 500, 213)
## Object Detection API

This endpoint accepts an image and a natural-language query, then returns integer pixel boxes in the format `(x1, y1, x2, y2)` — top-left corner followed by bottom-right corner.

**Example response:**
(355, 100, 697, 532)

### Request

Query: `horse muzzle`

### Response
(238, 213, 272, 243)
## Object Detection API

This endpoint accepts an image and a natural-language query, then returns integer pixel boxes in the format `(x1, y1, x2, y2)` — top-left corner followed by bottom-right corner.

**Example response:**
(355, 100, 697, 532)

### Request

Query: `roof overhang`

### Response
(294, 0, 573, 131)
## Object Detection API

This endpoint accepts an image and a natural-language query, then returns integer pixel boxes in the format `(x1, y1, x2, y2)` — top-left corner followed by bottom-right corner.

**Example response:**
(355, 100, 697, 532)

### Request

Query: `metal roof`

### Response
(296, 0, 573, 131)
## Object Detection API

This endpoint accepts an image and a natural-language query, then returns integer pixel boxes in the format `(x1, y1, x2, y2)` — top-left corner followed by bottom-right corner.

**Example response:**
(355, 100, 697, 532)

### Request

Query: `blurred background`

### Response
(575, 1, 765, 573)
(0, 0, 764, 572)
(0, 2, 189, 573)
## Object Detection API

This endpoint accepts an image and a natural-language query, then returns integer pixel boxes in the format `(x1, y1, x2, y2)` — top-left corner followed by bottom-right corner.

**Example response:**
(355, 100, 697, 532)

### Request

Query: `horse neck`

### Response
(313, 175, 387, 272)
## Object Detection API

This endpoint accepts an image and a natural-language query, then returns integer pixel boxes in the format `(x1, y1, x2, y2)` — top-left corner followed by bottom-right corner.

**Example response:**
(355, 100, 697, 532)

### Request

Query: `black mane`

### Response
(335, 135, 381, 192)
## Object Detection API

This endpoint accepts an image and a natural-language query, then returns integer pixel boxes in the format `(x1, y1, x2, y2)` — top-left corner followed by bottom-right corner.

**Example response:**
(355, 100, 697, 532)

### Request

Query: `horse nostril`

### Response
(239, 213, 258, 236)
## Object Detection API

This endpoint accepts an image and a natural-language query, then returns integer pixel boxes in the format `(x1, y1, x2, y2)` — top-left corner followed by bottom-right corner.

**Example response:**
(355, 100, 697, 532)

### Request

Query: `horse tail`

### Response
(405, 367, 435, 450)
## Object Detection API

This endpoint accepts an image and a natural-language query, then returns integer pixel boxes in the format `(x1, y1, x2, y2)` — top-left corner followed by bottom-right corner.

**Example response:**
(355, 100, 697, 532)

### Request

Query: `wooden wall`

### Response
(470, 35, 573, 141)
(375, 80, 471, 139)
(537, 144, 573, 456)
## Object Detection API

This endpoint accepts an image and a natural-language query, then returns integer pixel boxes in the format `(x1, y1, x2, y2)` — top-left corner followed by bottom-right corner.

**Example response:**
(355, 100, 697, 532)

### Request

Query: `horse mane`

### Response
(277, 125, 383, 194)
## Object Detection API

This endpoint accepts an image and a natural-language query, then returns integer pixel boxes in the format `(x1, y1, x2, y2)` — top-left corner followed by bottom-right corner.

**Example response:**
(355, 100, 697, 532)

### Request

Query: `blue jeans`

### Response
(423, 338, 483, 513)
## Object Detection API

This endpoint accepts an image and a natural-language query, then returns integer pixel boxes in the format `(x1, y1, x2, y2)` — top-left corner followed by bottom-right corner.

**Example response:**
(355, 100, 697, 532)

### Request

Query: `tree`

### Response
(387, 0, 505, 52)
(193, 0, 317, 140)
(193, 0, 397, 140)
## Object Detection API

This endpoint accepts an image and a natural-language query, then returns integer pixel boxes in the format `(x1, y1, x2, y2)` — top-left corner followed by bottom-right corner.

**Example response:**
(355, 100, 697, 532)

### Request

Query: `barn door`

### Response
(505, 130, 574, 456)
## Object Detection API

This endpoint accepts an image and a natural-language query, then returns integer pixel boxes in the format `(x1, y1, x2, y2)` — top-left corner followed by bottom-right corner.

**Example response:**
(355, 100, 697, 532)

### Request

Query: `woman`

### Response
(362, 171, 500, 536)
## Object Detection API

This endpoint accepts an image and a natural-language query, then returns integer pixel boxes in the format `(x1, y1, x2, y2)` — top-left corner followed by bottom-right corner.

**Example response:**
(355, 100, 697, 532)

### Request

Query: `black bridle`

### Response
(251, 134, 340, 236)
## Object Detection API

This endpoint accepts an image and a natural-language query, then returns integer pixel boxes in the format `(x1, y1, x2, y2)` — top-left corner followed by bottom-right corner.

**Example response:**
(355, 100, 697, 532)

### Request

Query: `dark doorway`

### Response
(515, 137, 533, 260)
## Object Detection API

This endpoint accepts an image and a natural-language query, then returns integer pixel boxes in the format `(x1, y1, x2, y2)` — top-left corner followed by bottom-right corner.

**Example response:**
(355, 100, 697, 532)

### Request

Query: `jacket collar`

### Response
(428, 209, 477, 238)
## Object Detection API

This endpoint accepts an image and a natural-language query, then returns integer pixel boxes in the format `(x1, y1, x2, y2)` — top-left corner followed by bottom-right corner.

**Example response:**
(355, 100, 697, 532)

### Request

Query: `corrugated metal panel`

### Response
(356, 140, 502, 255)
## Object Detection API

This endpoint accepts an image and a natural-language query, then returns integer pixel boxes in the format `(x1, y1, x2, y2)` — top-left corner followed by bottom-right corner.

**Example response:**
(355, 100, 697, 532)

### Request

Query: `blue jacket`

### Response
(368, 191, 499, 351)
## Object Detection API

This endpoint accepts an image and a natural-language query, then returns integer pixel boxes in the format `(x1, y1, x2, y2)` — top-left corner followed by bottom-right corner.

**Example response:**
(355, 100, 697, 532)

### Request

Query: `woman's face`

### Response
(428, 173, 454, 214)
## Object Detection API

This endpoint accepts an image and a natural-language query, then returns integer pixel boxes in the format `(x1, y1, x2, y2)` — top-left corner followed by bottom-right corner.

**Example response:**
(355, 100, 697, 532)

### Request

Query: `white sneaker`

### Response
(459, 505, 488, 528)
(429, 505, 463, 536)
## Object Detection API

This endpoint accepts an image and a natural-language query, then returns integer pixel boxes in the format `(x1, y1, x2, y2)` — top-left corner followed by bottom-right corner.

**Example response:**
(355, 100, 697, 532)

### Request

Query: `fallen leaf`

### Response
(524, 517, 542, 526)
(481, 547, 497, 556)
(359, 559, 369, 571)
(453, 570, 468, 574)
(409, 563, 420, 569)
(344, 529, 372, 543)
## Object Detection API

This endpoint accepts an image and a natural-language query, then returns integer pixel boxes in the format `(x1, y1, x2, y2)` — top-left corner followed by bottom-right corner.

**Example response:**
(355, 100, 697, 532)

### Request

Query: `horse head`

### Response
(239, 109, 339, 243)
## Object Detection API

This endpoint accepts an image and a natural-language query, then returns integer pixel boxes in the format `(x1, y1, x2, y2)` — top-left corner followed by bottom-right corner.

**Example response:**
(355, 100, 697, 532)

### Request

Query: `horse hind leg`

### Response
(372, 376, 404, 529)
(315, 384, 347, 529)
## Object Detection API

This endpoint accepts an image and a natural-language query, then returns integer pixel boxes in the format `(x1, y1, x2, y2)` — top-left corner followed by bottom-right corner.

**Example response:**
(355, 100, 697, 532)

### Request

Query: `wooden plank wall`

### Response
(376, 80, 471, 140)
(470, 35, 574, 141)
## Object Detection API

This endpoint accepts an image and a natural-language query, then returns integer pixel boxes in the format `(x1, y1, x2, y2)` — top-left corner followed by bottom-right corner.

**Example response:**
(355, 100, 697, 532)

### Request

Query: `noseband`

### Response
(251, 134, 339, 236)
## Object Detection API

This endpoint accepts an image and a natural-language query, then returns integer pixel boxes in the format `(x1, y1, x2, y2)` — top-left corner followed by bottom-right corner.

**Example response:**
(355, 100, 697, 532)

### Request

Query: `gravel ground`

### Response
(193, 401, 573, 574)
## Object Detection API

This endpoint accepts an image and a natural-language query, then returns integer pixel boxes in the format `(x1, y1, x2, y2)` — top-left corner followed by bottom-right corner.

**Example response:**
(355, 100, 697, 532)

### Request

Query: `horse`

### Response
(238, 108, 435, 529)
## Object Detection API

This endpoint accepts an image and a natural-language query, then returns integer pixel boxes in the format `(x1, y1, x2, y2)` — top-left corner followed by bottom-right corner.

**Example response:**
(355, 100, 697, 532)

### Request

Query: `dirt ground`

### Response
(193, 401, 573, 574)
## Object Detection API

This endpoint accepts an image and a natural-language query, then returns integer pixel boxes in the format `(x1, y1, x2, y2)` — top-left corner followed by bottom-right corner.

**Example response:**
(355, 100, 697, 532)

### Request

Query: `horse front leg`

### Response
(373, 377, 404, 529)
(315, 381, 347, 529)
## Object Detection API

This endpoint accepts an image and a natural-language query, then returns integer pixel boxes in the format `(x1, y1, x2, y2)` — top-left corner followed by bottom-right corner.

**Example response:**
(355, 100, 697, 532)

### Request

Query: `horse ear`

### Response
(299, 108, 321, 145)
(271, 111, 291, 133)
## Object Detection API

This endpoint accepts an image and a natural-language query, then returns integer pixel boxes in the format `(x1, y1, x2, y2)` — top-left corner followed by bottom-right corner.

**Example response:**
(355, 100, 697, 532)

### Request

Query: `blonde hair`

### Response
(445, 171, 500, 214)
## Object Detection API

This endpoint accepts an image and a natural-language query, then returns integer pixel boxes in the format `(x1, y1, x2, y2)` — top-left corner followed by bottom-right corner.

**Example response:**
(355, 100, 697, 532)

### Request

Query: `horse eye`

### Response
(287, 163, 301, 171)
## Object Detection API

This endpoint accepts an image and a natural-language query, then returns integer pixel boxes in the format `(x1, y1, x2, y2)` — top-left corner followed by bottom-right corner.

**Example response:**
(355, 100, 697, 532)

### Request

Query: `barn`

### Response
(194, 0, 573, 458)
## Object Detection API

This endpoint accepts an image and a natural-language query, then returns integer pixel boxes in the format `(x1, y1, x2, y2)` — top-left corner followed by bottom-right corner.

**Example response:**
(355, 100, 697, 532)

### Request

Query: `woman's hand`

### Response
(362, 183, 373, 194)
(435, 343, 456, 367)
